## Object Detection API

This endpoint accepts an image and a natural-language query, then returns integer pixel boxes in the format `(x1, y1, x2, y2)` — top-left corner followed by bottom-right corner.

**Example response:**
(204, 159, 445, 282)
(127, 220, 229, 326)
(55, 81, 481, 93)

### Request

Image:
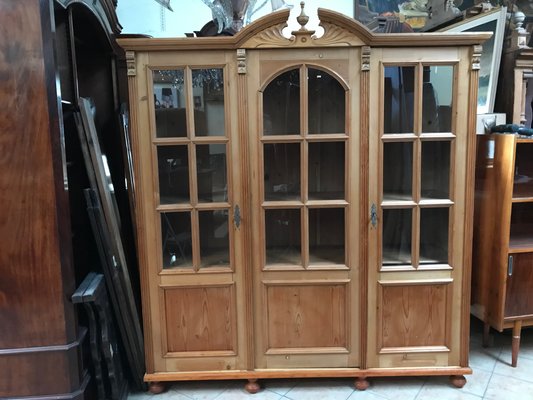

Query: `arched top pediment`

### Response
(117, 6, 491, 52)
(235, 8, 369, 49)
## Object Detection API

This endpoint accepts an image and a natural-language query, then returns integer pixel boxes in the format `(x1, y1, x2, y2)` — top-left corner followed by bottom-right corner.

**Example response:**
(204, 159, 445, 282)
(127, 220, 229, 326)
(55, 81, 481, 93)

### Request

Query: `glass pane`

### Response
(510, 203, 533, 249)
(263, 69, 300, 135)
(309, 142, 345, 200)
(308, 68, 345, 134)
(265, 209, 301, 265)
(153, 69, 187, 138)
(196, 144, 227, 203)
(157, 145, 189, 204)
(421, 141, 450, 199)
(383, 142, 413, 201)
(199, 210, 229, 268)
(420, 208, 449, 265)
(384, 66, 415, 134)
(192, 68, 225, 136)
(513, 143, 533, 198)
(264, 143, 300, 201)
(161, 212, 192, 268)
(309, 208, 345, 265)
(422, 66, 454, 132)
(382, 208, 412, 266)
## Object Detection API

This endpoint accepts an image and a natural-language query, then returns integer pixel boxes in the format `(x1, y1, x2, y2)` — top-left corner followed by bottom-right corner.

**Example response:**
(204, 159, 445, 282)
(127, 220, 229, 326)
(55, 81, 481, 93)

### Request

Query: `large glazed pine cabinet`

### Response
(118, 8, 489, 391)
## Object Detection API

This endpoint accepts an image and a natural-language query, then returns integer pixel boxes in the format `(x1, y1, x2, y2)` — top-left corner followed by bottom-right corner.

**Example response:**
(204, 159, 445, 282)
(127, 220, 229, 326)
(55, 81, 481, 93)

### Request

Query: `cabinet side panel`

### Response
(0, 0, 75, 348)
(471, 134, 515, 330)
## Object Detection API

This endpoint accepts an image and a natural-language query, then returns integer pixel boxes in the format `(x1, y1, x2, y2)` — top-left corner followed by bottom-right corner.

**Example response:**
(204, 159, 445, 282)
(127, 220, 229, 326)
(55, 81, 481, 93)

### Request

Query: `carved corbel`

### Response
(471, 45, 482, 71)
(126, 50, 136, 76)
(361, 46, 371, 71)
(237, 49, 247, 74)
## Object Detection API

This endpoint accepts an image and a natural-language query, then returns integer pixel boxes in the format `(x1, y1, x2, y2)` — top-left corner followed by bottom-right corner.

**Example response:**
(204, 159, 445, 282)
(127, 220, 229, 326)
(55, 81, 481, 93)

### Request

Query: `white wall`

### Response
(117, 0, 355, 38)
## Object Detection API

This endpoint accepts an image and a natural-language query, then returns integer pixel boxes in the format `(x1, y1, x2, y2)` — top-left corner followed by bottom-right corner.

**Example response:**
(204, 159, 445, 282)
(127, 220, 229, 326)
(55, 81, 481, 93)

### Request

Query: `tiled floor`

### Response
(129, 319, 533, 400)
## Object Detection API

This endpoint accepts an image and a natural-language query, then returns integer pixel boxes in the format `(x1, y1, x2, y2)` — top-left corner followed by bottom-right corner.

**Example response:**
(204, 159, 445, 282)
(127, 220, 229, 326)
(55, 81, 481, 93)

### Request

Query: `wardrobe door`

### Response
(367, 49, 473, 369)
(133, 52, 247, 374)
(247, 49, 361, 369)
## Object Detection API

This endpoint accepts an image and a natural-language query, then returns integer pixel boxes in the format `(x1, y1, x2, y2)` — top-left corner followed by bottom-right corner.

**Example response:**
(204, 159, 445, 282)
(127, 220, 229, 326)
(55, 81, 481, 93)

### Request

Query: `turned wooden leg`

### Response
(148, 381, 166, 394)
(355, 377, 369, 390)
(244, 379, 260, 394)
(512, 320, 523, 367)
(450, 375, 466, 388)
(482, 322, 490, 348)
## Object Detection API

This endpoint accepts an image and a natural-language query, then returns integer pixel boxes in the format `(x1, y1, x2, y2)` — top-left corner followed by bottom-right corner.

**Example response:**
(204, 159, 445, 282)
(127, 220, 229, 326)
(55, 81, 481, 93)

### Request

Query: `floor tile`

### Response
(284, 379, 355, 400)
(215, 387, 283, 399)
(346, 390, 388, 399)
(468, 342, 502, 373)
(152, 390, 194, 400)
(262, 379, 296, 396)
(484, 373, 533, 400)
(365, 377, 425, 400)
(170, 380, 234, 400)
(128, 390, 154, 400)
(493, 352, 533, 383)
(461, 368, 492, 398)
(415, 382, 482, 400)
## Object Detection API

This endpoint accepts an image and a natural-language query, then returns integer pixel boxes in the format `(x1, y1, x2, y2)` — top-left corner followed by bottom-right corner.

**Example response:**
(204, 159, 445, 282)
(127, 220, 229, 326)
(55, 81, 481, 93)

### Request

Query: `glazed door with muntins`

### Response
(143, 52, 247, 372)
(247, 49, 361, 369)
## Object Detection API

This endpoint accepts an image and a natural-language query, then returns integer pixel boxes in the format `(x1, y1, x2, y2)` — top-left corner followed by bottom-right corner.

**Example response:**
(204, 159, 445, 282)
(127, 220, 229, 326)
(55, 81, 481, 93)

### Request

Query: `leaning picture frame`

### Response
(441, 7, 507, 114)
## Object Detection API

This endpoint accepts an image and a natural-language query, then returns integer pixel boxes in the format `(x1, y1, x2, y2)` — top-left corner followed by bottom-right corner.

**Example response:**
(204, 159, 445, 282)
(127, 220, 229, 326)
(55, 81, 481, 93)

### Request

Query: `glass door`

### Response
(367, 58, 468, 368)
(248, 55, 360, 369)
(148, 64, 244, 371)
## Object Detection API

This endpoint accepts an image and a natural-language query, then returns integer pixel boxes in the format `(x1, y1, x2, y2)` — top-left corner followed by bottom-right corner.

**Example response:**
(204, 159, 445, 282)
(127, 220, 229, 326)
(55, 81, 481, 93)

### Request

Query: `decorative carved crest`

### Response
(237, 49, 247, 74)
(471, 45, 482, 71)
(313, 22, 364, 47)
(361, 46, 371, 71)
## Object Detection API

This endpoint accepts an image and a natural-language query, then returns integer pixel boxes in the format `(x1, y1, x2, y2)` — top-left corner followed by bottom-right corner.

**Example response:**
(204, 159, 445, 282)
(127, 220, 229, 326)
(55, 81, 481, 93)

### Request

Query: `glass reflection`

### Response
(384, 66, 415, 134)
(309, 208, 345, 265)
(421, 141, 450, 199)
(264, 143, 300, 201)
(420, 208, 449, 265)
(161, 212, 192, 268)
(382, 208, 412, 266)
(196, 144, 227, 203)
(308, 142, 345, 200)
(422, 66, 454, 133)
(153, 69, 187, 138)
(513, 143, 533, 198)
(157, 145, 190, 204)
(199, 210, 230, 268)
(308, 68, 345, 134)
(265, 209, 301, 265)
(383, 142, 413, 201)
(263, 69, 300, 135)
(192, 69, 225, 136)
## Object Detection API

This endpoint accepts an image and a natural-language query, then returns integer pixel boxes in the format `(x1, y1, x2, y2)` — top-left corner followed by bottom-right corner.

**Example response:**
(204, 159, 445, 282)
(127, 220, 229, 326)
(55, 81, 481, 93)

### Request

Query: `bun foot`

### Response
(450, 375, 466, 388)
(245, 379, 260, 394)
(148, 381, 166, 394)
(355, 377, 369, 390)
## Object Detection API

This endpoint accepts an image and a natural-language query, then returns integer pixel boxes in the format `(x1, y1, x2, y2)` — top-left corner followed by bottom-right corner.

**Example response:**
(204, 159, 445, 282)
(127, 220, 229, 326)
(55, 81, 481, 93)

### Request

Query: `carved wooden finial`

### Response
(291, 1, 315, 44)
(296, 1, 309, 31)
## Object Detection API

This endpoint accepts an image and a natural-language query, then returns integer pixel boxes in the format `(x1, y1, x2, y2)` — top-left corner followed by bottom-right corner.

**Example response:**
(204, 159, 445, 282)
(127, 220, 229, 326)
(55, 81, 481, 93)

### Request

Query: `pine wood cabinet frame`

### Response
(118, 8, 489, 389)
